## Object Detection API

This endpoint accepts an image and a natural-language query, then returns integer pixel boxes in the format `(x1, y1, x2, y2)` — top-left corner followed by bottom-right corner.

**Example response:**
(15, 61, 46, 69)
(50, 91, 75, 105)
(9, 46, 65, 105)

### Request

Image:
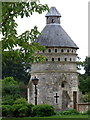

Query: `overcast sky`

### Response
(15, 0, 88, 64)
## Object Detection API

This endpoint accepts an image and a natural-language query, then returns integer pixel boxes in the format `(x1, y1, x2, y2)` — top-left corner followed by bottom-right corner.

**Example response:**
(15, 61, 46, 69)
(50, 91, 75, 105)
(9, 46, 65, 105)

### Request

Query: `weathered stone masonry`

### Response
(28, 7, 79, 111)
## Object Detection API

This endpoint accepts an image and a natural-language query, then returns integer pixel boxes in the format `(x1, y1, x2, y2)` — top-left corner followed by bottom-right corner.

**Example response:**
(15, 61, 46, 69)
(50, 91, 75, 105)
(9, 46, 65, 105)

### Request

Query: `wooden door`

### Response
(73, 91, 77, 110)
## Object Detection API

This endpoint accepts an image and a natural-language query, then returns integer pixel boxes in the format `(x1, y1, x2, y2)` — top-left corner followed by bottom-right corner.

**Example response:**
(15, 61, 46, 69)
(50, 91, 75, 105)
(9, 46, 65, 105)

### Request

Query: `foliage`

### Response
(2, 98, 34, 117)
(2, 57, 30, 84)
(1, 1, 49, 64)
(18, 82, 27, 98)
(12, 104, 34, 117)
(58, 109, 80, 115)
(2, 105, 12, 117)
(84, 57, 90, 76)
(12, 104, 24, 117)
(79, 75, 90, 93)
(2, 77, 28, 106)
(32, 104, 55, 117)
(14, 98, 27, 105)
(12, 98, 34, 117)
(81, 94, 90, 102)
(2, 76, 17, 85)
(77, 56, 84, 70)
(85, 110, 90, 115)
(26, 104, 34, 116)
(2, 77, 20, 99)
(2, 95, 16, 106)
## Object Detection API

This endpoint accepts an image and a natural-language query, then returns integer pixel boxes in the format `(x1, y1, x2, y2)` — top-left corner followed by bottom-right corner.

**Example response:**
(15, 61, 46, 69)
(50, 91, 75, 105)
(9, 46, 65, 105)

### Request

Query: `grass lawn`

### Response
(1, 115, 89, 120)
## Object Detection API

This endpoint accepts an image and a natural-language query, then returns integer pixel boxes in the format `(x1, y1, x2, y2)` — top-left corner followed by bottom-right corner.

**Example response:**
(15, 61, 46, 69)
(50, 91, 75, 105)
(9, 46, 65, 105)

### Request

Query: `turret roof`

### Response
(45, 7, 61, 17)
(36, 7, 78, 49)
(36, 25, 78, 48)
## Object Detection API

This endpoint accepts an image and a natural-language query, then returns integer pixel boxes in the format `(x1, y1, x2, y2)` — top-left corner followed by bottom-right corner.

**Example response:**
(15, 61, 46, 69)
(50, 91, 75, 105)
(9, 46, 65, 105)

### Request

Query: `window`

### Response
(46, 58, 48, 61)
(65, 58, 67, 61)
(48, 49, 51, 53)
(42, 50, 45, 53)
(52, 19, 55, 23)
(61, 83, 65, 88)
(70, 58, 72, 61)
(58, 58, 60, 61)
(61, 49, 64, 53)
(67, 49, 69, 53)
(72, 50, 73, 53)
(55, 49, 57, 53)
(52, 58, 54, 61)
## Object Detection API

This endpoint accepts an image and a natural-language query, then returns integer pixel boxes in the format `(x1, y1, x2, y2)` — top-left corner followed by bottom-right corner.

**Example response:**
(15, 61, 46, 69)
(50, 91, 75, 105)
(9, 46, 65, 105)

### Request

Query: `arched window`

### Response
(65, 58, 67, 61)
(48, 49, 51, 53)
(52, 19, 55, 23)
(46, 58, 48, 61)
(70, 58, 72, 61)
(67, 49, 69, 53)
(52, 58, 54, 61)
(61, 81, 67, 88)
(58, 58, 60, 61)
(61, 49, 64, 53)
(55, 49, 57, 53)
(61, 83, 65, 88)
(42, 50, 45, 53)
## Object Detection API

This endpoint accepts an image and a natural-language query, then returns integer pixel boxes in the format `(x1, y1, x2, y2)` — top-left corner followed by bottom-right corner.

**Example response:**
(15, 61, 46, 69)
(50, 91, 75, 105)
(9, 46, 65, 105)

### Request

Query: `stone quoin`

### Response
(27, 7, 79, 111)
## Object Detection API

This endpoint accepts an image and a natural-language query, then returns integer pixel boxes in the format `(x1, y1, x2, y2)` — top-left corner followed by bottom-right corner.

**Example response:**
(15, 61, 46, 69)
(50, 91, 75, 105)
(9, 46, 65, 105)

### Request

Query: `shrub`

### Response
(11, 103, 34, 117)
(12, 104, 23, 117)
(2, 95, 15, 105)
(84, 110, 90, 115)
(32, 104, 55, 117)
(14, 98, 27, 105)
(2, 105, 12, 117)
(18, 106, 29, 117)
(81, 94, 90, 102)
(59, 109, 80, 115)
(26, 104, 34, 117)
(18, 104, 34, 117)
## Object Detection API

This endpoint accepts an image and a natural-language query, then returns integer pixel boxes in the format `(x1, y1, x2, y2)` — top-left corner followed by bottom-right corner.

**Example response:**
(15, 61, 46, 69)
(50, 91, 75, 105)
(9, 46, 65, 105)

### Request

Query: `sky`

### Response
(15, 0, 88, 64)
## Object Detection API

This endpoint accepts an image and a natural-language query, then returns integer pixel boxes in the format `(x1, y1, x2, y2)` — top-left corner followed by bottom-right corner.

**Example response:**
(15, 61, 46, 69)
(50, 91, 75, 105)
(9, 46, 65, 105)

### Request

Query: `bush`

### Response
(84, 110, 90, 115)
(81, 94, 90, 102)
(11, 98, 34, 117)
(2, 105, 12, 117)
(14, 98, 27, 105)
(58, 109, 80, 115)
(12, 103, 34, 117)
(2, 95, 15, 105)
(18, 104, 34, 117)
(18, 106, 29, 117)
(12, 104, 23, 117)
(32, 104, 55, 117)
(26, 104, 34, 117)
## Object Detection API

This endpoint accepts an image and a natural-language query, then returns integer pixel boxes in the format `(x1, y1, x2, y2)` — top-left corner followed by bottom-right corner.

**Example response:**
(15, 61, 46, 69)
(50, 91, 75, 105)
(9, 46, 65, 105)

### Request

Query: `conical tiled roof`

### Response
(36, 7, 79, 49)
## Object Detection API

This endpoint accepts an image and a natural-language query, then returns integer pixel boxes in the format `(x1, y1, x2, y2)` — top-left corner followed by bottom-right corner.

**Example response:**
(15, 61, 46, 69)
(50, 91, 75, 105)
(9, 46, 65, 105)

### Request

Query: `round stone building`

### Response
(27, 7, 79, 111)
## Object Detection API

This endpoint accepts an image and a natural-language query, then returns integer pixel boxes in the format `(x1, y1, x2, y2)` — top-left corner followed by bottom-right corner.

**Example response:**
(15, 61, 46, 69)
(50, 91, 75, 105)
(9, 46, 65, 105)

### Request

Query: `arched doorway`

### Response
(61, 81, 71, 110)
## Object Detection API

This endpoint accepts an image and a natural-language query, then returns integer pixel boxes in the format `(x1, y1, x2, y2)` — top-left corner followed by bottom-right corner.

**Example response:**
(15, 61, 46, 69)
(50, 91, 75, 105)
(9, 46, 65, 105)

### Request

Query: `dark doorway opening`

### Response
(73, 91, 77, 110)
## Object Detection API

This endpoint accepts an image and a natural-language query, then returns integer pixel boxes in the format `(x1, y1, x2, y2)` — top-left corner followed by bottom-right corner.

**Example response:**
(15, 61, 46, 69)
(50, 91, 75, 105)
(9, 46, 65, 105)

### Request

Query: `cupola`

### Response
(45, 7, 61, 24)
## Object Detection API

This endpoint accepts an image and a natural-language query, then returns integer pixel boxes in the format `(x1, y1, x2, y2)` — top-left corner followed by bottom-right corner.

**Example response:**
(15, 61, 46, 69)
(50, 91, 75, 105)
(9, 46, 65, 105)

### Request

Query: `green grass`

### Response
(1, 115, 89, 120)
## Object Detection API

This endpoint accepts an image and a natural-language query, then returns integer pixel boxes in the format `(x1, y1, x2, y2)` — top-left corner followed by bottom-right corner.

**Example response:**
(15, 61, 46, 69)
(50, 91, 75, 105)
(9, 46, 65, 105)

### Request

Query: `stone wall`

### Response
(28, 47, 79, 110)
(77, 103, 90, 113)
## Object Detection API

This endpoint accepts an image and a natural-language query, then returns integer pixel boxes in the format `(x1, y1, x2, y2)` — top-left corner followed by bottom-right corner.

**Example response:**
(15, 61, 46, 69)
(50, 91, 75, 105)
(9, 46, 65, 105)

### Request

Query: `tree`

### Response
(1, 1, 49, 64)
(1, 1, 49, 87)
(84, 57, 90, 76)
(2, 77, 20, 105)
(2, 57, 30, 84)
(2, 77, 28, 105)
(78, 56, 90, 94)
